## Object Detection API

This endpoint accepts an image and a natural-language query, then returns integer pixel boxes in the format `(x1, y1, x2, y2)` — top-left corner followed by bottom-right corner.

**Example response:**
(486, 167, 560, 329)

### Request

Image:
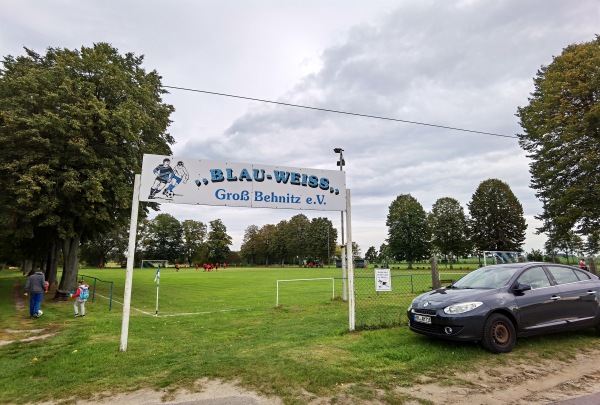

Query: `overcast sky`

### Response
(2, 0, 598, 254)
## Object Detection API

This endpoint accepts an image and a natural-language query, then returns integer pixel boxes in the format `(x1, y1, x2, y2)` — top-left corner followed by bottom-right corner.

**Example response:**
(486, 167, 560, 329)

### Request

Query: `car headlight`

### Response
(444, 302, 483, 314)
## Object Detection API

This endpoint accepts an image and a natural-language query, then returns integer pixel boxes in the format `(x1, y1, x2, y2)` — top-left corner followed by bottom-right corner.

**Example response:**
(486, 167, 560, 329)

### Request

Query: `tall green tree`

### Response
(80, 222, 129, 266)
(286, 214, 311, 264)
(517, 36, 600, 237)
(206, 219, 232, 263)
(141, 214, 184, 263)
(240, 224, 260, 265)
(364, 246, 378, 263)
(306, 217, 337, 264)
(468, 179, 527, 253)
(377, 243, 390, 264)
(271, 220, 290, 265)
(181, 219, 207, 266)
(351, 242, 362, 261)
(257, 224, 277, 266)
(545, 229, 584, 264)
(585, 231, 600, 255)
(386, 194, 430, 269)
(0, 43, 174, 293)
(428, 197, 471, 267)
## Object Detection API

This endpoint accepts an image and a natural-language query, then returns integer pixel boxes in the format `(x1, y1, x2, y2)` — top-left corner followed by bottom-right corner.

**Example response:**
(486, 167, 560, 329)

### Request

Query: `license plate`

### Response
(414, 314, 431, 324)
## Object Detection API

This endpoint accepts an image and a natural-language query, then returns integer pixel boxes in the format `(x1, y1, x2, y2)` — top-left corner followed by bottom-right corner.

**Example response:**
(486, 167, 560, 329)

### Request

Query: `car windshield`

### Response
(452, 265, 521, 289)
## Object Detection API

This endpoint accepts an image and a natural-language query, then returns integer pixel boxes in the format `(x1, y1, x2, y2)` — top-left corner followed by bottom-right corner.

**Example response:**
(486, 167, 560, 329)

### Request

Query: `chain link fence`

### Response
(353, 268, 465, 330)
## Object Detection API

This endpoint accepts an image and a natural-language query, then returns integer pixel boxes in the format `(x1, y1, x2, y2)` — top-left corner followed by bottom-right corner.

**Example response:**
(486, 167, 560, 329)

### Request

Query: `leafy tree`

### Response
(80, 223, 128, 266)
(306, 217, 337, 264)
(386, 194, 430, 269)
(226, 251, 242, 266)
(206, 219, 232, 263)
(527, 249, 545, 262)
(240, 224, 260, 265)
(517, 36, 600, 237)
(286, 214, 311, 264)
(378, 243, 390, 264)
(428, 197, 471, 268)
(141, 214, 184, 263)
(257, 224, 277, 266)
(271, 220, 290, 266)
(181, 219, 207, 265)
(468, 179, 527, 253)
(364, 246, 378, 263)
(351, 242, 362, 261)
(585, 231, 600, 255)
(545, 230, 584, 264)
(0, 43, 174, 293)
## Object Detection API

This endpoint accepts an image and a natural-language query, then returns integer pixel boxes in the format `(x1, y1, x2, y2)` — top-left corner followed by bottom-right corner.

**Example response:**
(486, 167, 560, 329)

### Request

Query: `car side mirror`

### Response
(513, 283, 532, 293)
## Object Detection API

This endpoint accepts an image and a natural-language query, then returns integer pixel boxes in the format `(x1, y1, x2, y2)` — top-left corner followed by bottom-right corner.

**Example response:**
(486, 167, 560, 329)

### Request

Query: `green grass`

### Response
(1, 265, 599, 404)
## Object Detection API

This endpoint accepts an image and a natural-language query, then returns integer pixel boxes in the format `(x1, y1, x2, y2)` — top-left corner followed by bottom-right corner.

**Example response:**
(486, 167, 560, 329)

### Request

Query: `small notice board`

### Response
(375, 268, 391, 292)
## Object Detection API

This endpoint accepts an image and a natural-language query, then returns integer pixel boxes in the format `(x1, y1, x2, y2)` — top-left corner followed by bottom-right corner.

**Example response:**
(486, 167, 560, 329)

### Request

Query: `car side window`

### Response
(574, 269, 592, 281)
(517, 267, 551, 289)
(546, 266, 580, 285)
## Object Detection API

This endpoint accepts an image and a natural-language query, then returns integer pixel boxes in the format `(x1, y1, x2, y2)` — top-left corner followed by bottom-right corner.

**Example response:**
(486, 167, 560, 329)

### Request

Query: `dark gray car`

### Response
(407, 262, 600, 353)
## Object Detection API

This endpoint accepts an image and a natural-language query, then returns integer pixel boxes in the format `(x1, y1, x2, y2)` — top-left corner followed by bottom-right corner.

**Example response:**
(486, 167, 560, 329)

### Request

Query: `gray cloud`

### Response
(2, 0, 597, 252)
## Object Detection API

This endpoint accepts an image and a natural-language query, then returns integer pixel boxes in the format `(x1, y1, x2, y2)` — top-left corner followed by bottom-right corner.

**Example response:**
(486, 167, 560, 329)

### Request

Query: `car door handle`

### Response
(587, 291, 597, 295)
(551, 295, 562, 301)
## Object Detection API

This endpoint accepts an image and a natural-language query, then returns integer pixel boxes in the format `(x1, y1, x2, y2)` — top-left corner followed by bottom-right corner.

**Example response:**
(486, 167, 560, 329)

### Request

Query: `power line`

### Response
(162, 85, 518, 139)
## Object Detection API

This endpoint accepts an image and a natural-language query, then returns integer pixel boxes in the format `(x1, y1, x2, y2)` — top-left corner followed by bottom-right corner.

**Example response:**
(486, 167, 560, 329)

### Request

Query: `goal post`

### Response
(276, 278, 335, 307)
(140, 259, 168, 269)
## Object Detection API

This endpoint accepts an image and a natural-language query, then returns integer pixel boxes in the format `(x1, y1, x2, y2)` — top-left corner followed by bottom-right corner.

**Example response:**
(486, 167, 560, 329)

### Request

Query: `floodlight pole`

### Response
(120, 174, 141, 352)
(334, 148, 347, 301)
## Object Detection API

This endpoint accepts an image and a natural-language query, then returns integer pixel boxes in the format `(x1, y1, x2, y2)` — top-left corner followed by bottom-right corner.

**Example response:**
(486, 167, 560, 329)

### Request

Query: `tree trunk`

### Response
(22, 259, 33, 275)
(588, 256, 598, 276)
(45, 239, 59, 286)
(431, 255, 440, 289)
(57, 235, 80, 296)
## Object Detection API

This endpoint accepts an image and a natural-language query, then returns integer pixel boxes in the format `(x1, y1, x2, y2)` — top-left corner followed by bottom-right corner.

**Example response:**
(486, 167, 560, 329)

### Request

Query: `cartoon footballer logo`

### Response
(148, 158, 189, 200)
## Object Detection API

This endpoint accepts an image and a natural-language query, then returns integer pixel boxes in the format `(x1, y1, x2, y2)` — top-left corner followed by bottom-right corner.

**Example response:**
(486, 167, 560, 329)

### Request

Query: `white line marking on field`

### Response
(100, 294, 247, 317)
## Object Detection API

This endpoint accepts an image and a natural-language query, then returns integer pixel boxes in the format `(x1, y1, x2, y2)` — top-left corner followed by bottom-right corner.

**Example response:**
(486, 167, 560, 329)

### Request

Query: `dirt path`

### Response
(395, 349, 600, 405)
(38, 350, 599, 405)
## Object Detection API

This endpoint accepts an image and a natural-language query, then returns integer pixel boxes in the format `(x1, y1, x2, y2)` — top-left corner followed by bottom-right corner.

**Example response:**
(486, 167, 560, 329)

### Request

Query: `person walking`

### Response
(69, 280, 90, 317)
(24, 268, 47, 318)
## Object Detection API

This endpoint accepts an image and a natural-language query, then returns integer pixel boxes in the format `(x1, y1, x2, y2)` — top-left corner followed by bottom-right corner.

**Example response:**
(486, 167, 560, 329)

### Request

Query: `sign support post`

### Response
(345, 189, 355, 331)
(119, 174, 141, 352)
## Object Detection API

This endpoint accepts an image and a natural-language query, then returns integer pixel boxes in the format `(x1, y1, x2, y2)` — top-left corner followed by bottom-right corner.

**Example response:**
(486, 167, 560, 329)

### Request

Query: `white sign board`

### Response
(375, 269, 391, 292)
(139, 154, 347, 211)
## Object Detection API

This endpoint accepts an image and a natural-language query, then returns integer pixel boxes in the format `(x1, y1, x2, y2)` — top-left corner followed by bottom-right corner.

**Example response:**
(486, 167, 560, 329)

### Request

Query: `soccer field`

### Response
(79, 265, 468, 328)
(82, 266, 348, 315)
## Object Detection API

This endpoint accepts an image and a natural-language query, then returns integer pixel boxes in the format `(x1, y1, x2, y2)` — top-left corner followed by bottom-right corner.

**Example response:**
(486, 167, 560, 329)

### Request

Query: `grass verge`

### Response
(1, 266, 598, 404)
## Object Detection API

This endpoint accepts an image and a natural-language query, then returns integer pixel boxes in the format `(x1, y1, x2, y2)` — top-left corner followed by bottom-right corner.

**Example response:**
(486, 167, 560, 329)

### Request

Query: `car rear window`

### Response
(547, 266, 580, 284)
(574, 269, 592, 281)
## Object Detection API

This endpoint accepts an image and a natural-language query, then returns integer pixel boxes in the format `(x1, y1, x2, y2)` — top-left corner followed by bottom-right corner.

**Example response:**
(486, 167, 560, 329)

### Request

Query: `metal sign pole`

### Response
(346, 189, 355, 331)
(119, 174, 141, 352)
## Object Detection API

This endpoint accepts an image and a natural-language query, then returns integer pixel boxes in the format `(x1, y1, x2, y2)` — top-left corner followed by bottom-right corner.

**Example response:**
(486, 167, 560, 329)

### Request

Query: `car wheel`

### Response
(482, 313, 516, 354)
